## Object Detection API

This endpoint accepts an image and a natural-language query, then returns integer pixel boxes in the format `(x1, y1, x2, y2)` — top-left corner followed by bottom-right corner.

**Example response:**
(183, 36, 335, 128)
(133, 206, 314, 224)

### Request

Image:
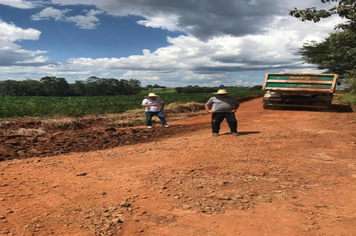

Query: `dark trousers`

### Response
(211, 112, 237, 134)
(145, 111, 167, 126)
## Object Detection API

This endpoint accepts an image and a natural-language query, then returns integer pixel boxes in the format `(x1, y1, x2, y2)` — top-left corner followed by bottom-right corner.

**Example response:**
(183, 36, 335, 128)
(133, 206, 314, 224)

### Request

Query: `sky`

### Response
(0, 0, 342, 87)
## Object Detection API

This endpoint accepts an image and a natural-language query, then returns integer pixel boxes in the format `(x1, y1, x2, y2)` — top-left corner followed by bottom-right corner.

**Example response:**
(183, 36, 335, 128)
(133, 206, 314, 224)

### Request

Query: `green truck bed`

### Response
(262, 73, 339, 109)
(263, 73, 338, 93)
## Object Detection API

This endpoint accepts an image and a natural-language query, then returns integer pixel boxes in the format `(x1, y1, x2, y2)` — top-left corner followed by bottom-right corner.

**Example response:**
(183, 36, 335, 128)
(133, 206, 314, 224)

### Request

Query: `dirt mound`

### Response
(0, 119, 203, 161)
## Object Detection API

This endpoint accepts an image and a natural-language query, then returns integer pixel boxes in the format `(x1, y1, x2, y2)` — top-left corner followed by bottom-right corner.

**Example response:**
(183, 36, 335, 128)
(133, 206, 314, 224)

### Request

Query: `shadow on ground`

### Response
(220, 131, 260, 136)
(265, 103, 354, 113)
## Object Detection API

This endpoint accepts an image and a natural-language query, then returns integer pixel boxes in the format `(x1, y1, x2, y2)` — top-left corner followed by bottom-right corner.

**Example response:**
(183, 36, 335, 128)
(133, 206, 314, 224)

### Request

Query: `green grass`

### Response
(340, 93, 356, 107)
(0, 89, 264, 119)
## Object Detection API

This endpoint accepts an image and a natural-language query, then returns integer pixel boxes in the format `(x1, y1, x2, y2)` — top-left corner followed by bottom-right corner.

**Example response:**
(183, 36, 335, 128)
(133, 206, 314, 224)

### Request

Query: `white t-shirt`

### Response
(142, 98, 164, 112)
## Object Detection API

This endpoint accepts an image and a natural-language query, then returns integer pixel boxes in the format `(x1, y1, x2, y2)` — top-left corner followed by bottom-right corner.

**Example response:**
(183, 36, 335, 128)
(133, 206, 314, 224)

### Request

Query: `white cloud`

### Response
(0, 20, 40, 42)
(137, 14, 182, 32)
(16, 55, 49, 64)
(65, 9, 103, 29)
(0, 20, 49, 66)
(52, 0, 286, 38)
(31, 7, 103, 29)
(31, 7, 71, 21)
(37, 17, 330, 86)
(0, 0, 343, 86)
(49, 0, 339, 39)
(0, 0, 36, 9)
(0, 41, 49, 66)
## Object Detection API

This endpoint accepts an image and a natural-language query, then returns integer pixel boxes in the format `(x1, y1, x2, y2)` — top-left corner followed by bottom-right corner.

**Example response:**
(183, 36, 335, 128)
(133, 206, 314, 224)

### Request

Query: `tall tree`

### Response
(71, 80, 86, 96)
(40, 76, 70, 96)
(0, 80, 21, 96)
(300, 30, 356, 75)
(125, 79, 141, 95)
(20, 79, 43, 96)
(290, 0, 356, 91)
(84, 76, 104, 96)
(0, 79, 44, 96)
(82, 77, 141, 96)
(290, 0, 356, 31)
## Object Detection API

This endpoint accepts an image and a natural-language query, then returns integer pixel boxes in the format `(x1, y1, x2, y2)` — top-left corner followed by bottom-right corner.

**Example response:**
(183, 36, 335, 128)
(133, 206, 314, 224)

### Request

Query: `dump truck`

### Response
(262, 73, 339, 109)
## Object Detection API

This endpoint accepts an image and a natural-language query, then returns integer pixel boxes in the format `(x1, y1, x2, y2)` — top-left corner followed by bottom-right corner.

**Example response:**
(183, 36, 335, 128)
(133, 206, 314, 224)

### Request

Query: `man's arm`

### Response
(205, 104, 214, 113)
(142, 99, 157, 107)
(231, 100, 240, 113)
(234, 100, 240, 109)
(142, 103, 157, 107)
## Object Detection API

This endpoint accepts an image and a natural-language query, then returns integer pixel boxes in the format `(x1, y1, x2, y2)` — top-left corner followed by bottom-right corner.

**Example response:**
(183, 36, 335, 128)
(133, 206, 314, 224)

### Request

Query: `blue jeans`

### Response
(211, 112, 237, 133)
(145, 111, 167, 126)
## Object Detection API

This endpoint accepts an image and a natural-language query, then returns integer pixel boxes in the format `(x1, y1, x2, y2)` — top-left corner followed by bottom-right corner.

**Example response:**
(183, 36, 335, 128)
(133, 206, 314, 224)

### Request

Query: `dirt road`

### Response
(0, 98, 355, 236)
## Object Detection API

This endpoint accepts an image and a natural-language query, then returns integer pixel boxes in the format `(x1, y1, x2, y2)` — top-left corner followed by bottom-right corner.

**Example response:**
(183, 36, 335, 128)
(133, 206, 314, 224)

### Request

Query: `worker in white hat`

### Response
(205, 89, 239, 137)
(142, 93, 169, 128)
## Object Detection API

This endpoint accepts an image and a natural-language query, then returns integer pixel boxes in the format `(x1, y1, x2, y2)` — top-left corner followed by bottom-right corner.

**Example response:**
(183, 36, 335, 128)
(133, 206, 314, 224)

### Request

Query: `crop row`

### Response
(0, 90, 264, 119)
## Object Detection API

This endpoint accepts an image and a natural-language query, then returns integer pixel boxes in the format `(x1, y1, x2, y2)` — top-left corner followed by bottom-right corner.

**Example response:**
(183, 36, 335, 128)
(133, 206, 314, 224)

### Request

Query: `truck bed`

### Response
(262, 73, 338, 93)
(262, 73, 338, 109)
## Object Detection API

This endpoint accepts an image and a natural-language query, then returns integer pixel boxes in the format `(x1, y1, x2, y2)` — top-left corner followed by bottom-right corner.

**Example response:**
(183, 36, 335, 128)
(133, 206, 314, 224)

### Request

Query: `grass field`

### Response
(0, 88, 264, 119)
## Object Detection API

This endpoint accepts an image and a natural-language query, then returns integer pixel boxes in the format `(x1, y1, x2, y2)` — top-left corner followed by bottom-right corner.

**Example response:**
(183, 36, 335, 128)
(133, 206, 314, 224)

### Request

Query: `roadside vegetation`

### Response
(0, 87, 264, 119)
(340, 93, 356, 107)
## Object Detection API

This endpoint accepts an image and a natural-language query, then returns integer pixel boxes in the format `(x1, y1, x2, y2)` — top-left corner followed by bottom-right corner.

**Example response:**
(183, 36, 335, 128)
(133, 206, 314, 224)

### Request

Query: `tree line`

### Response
(0, 76, 141, 96)
(175, 85, 217, 93)
(174, 85, 262, 93)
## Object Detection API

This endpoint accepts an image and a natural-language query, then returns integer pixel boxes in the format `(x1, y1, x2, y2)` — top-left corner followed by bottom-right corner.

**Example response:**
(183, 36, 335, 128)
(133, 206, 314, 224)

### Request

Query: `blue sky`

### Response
(0, 0, 341, 87)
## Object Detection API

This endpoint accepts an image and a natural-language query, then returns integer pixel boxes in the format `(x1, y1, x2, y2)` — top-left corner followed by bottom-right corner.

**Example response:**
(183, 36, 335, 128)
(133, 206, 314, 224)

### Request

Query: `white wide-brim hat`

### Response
(213, 89, 231, 94)
(145, 92, 159, 97)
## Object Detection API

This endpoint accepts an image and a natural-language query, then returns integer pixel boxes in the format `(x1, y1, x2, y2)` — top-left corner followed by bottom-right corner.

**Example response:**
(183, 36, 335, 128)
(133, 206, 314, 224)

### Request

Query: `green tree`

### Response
(84, 76, 104, 96)
(290, 0, 356, 92)
(0, 79, 44, 96)
(117, 79, 141, 95)
(249, 85, 263, 91)
(101, 78, 120, 95)
(40, 76, 70, 96)
(20, 79, 44, 96)
(70, 81, 86, 96)
(126, 79, 141, 94)
(0, 80, 21, 96)
(300, 30, 356, 75)
(290, 0, 356, 31)
(82, 76, 141, 96)
(344, 70, 356, 92)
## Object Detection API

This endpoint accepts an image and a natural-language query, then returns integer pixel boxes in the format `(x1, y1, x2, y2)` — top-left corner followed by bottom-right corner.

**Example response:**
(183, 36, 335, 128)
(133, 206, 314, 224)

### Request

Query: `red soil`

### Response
(0, 98, 355, 236)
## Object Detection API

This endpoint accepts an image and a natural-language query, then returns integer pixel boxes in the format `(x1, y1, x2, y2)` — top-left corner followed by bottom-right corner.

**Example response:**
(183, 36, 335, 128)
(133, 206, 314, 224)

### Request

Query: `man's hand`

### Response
(205, 105, 214, 114)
